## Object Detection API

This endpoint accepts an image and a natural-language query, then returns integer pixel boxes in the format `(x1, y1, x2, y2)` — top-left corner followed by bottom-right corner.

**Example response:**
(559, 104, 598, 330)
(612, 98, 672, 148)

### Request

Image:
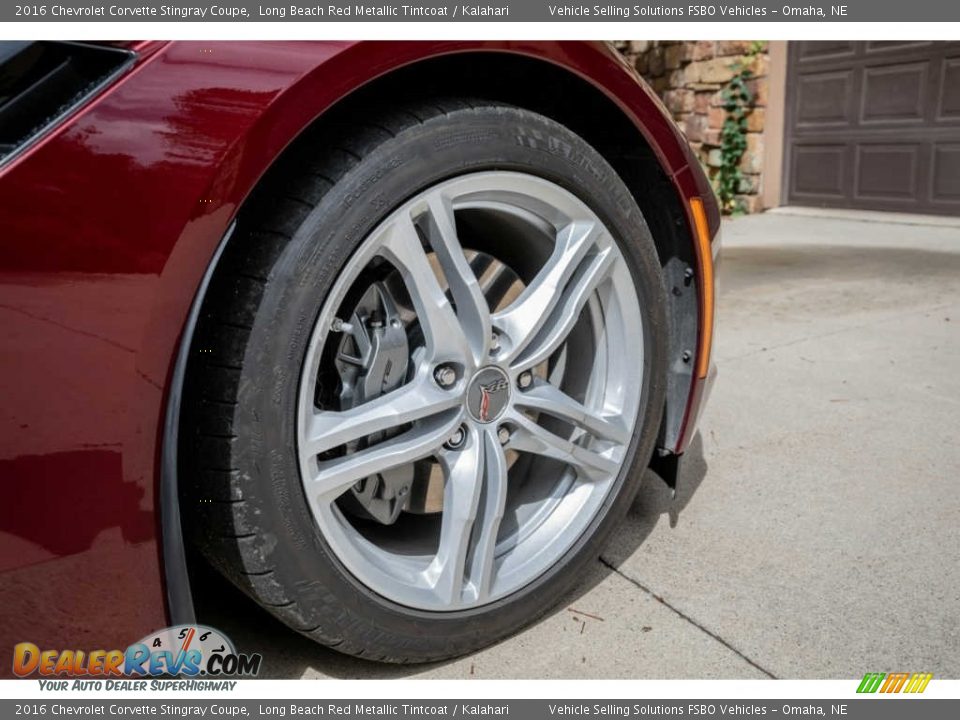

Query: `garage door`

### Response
(784, 41, 960, 216)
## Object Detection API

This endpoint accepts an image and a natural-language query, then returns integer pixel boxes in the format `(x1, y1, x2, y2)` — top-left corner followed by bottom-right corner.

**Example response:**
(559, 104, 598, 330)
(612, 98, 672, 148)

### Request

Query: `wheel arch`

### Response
(162, 42, 706, 622)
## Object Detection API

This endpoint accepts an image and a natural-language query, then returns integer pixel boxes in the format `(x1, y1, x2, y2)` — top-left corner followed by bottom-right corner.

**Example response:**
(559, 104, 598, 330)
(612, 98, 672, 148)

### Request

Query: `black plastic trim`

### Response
(160, 221, 237, 625)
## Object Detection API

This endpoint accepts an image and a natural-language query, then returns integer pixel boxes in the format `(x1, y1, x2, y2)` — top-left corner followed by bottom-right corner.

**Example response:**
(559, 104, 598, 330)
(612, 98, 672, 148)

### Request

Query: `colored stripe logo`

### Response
(857, 672, 933, 694)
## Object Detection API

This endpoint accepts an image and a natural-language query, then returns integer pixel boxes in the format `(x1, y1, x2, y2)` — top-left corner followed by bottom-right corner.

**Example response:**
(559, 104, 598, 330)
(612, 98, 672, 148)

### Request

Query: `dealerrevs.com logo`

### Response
(12, 625, 262, 679)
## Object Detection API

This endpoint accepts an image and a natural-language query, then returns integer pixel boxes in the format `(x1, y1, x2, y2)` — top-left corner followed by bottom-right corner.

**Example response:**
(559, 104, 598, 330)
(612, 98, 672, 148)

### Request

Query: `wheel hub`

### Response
(465, 366, 511, 424)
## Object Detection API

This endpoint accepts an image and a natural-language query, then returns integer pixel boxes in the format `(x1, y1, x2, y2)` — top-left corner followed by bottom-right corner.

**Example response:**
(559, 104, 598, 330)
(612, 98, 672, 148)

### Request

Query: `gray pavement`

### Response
(207, 210, 960, 679)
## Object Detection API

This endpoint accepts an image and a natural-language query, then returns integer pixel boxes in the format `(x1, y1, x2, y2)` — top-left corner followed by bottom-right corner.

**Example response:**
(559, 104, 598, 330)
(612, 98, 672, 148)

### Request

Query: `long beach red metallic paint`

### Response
(0, 41, 717, 664)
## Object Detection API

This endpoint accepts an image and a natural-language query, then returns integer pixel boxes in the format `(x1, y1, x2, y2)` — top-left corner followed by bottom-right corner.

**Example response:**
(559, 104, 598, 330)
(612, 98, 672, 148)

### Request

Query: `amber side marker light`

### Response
(689, 197, 715, 380)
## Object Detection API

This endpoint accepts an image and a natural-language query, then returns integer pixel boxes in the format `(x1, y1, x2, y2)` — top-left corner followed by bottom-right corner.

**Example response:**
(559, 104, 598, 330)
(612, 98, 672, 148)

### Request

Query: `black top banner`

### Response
(5, 0, 960, 22)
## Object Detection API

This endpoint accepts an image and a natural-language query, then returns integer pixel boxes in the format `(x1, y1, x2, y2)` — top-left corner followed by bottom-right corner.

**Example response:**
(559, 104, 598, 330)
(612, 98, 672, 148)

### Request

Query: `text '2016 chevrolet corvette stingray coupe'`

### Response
(0, 40, 718, 664)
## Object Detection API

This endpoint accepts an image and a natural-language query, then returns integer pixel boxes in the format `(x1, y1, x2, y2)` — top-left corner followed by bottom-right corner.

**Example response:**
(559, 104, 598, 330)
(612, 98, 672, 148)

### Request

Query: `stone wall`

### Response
(613, 41, 770, 213)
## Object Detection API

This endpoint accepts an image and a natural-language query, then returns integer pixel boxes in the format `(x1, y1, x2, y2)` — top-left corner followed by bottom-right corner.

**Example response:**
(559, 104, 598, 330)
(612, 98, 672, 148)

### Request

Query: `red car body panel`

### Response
(0, 41, 718, 662)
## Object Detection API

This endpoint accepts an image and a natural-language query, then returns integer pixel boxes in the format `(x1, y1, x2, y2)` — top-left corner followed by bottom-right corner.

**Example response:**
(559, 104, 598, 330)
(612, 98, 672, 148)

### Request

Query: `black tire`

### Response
(180, 99, 668, 663)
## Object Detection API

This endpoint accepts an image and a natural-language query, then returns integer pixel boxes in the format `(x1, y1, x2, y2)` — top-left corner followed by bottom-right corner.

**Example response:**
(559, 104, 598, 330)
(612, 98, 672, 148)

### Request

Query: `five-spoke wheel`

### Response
(297, 172, 645, 610)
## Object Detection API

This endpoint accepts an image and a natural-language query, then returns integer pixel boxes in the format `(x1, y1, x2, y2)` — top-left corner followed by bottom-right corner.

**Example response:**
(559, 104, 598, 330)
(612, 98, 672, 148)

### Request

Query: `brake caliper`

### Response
(333, 282, 412, 524)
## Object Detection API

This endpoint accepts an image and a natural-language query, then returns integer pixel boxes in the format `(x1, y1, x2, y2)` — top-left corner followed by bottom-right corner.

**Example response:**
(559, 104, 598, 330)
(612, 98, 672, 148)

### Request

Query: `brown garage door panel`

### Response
(941, 60, 960, 119)
(795, 71, 854, 127)
(861, 63, 928, 124)
(855, 144, 921, 201)
(934, 144, 960, 206)
(789, 145, 847, 199)
(785, 41, 960, 215)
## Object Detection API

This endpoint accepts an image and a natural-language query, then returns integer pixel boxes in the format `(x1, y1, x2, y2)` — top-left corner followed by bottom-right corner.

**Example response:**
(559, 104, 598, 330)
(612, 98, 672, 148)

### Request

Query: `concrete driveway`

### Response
(205, 210, 960, 679)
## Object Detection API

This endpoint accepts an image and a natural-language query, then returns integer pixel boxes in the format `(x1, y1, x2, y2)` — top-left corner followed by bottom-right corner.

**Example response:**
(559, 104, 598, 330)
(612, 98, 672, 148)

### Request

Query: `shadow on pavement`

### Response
(599, 433, 708, 569)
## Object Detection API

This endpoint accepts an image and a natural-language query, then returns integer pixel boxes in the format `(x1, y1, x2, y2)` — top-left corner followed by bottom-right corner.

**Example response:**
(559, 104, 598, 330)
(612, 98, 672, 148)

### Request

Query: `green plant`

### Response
(715, 42, 764, 214)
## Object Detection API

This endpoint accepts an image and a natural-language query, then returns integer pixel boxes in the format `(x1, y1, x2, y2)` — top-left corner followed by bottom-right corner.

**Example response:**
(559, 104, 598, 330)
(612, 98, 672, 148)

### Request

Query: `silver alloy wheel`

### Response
(296, 171, 645, 611)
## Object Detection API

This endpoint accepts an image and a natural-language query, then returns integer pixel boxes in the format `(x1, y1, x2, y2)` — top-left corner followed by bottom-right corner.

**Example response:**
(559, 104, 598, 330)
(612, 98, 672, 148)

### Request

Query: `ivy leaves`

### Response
(715, 42, 764, 215)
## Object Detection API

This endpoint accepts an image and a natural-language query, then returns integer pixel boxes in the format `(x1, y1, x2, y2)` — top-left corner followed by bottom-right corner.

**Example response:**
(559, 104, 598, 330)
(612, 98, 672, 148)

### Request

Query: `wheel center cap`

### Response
(466, 366, 511, 424)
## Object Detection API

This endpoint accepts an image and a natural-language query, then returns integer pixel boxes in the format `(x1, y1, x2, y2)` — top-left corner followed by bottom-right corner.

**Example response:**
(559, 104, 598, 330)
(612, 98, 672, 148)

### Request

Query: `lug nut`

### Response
(434, 365, 457, 388)
(445, 426, 467, 450)
(517, 371, 533, 390)
(489, 333, 501, 354)
(497, 426, 510, 445)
